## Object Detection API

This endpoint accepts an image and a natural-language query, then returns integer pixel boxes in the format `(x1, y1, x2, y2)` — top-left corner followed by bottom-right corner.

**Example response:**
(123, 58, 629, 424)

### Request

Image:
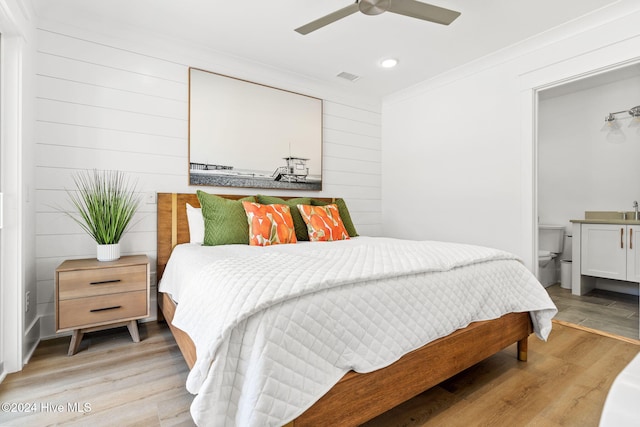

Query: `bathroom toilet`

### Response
(538, 224, 565, 287)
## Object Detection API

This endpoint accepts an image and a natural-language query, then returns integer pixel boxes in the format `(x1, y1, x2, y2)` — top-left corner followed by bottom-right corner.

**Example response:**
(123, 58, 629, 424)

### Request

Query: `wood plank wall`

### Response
(34, 21, 382, 338)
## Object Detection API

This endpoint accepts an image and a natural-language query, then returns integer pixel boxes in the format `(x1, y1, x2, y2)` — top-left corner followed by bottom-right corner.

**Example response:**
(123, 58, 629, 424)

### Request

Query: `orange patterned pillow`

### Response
(297, 204, 350, 242)
(242, 201, 297, 246)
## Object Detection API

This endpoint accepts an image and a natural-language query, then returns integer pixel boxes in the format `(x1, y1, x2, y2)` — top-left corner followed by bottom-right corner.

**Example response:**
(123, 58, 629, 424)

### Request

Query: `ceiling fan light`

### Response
(380, 58, 398, 68)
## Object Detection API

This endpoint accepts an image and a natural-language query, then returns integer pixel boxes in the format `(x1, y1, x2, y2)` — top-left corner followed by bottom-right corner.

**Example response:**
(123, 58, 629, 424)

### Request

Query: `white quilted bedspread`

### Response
(161, 237, 557, 427)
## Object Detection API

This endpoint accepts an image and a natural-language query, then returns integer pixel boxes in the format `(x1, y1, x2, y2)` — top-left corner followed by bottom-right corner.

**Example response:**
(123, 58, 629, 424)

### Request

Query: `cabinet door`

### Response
(626, 225, 640, 283)
(581, 224, 627, 280)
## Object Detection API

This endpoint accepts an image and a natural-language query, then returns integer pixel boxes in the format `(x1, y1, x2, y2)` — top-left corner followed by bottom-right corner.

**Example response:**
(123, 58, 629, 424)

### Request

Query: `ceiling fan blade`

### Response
(295, 3, 360, 35)
(387, 0, 460, 25)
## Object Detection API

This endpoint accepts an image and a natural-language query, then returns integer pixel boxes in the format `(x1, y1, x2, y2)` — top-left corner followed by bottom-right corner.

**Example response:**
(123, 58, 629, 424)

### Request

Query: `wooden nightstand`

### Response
(55, 255, 150, 356)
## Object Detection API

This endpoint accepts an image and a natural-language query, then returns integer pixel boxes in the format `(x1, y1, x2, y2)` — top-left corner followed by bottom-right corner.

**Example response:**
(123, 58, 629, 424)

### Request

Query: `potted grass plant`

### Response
(64, 169, 141, 261)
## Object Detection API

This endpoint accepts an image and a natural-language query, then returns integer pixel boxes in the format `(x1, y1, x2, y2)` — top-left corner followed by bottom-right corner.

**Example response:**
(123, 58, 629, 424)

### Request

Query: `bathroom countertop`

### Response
(570, 219, 640, 224)
(571, 211, 640, 224)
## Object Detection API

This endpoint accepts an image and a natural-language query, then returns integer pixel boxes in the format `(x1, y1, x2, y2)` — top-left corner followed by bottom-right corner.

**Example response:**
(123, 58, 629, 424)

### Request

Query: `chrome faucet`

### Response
(634, 200, 639, 220)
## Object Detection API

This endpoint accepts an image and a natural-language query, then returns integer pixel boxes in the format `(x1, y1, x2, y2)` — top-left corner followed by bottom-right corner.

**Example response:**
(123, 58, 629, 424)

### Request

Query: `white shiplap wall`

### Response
(35, 23, 382, 338)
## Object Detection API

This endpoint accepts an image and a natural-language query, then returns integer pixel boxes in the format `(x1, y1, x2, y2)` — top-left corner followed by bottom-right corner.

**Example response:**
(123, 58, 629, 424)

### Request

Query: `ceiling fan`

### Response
(295, 0, 461, 35)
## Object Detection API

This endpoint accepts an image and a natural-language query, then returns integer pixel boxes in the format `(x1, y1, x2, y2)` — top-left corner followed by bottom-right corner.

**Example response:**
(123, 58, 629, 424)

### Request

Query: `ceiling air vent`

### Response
(337, 71, 361, 82)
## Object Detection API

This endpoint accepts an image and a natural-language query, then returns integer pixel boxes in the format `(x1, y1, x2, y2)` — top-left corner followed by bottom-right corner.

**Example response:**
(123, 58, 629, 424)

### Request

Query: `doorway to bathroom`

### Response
(536, 63, 640, 340)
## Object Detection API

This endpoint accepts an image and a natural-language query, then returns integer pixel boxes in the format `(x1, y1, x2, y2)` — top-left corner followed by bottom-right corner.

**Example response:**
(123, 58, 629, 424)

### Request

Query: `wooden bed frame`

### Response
(156, 192, 533, 426)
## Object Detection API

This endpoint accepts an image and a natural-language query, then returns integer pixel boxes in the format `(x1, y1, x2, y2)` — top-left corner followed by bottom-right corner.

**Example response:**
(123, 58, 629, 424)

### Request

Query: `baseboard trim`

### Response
(23, 316, 41, 365)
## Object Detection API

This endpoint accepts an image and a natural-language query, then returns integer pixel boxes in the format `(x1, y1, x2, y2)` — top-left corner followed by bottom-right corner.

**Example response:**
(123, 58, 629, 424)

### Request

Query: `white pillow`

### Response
(186, 203, 204, 244)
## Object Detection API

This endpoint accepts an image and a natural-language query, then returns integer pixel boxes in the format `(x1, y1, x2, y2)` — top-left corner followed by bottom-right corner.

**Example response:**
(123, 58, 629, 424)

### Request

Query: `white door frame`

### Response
(521, 40, 640, 277)
(0, 1, 25, 377)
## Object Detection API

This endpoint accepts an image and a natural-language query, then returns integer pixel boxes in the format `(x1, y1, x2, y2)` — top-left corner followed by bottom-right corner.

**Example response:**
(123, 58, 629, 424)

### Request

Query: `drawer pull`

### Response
(90, 305, 122, 313)
(90, 279, 122, 285)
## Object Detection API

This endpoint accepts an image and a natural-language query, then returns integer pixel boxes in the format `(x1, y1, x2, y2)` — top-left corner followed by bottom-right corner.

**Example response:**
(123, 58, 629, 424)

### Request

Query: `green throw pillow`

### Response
(311, 198, 358, 237)
(256, 195, 311, 241)
(197, 191, 255, 245)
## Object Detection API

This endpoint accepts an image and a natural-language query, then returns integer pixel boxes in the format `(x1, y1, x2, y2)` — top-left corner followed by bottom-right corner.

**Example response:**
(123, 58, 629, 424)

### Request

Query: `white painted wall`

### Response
(382, 66, 523, 251)
(381, 3, 640, 272)
(34, 19, 382, 338)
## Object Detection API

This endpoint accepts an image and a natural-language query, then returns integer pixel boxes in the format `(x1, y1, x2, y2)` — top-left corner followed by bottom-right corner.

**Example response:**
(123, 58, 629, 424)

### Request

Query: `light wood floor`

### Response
(1, 320, 638, 427)
(0, 322, 193, 427)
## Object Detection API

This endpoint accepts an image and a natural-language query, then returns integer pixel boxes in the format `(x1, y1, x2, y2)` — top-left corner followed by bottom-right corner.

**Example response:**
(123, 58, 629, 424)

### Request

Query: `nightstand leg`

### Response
(68, 330, 84, 356)
(127, 320, 140, 343)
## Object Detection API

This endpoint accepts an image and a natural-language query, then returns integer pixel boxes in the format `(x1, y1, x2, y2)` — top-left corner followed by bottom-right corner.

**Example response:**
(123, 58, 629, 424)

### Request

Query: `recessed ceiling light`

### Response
(380, 58, 398, 68)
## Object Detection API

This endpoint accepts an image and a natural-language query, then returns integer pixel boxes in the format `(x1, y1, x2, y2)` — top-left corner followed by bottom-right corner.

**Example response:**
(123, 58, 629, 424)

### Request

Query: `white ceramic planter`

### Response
(97, 243, 120, 262)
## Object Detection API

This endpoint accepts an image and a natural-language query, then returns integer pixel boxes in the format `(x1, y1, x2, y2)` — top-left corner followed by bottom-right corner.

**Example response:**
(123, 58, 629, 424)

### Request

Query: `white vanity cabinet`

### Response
(572, 218, 640, 340)
(628, 225, 640, 283)
(580, 223, 640, 282)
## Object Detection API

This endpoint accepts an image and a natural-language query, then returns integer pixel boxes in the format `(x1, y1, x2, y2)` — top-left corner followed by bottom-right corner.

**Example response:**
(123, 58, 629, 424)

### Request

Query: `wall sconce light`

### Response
(602, 105, 640, 129)
(628, 106, 640, 128)
(601, 113, 621, 132)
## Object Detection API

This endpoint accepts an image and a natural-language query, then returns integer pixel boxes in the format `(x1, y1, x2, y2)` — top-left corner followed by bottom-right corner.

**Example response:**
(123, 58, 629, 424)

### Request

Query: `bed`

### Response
(156, 193, 556, 426)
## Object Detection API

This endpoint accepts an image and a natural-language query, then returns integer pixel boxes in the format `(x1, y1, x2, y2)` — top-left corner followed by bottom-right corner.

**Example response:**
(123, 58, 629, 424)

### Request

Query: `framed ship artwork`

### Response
(188, 67, 323, 191)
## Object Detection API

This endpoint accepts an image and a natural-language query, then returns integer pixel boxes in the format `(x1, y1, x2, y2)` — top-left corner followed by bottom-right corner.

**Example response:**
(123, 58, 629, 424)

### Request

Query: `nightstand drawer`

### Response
(58, 265, 147, 300)
(58, 290, 147, 330)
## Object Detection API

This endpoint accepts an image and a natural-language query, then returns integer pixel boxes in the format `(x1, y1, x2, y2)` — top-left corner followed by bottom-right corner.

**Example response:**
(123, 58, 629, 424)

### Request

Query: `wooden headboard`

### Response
(156, 193, 335, 281)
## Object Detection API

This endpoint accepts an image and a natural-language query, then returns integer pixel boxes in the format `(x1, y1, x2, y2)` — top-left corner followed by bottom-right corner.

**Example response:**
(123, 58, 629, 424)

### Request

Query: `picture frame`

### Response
(188, 67, 323, 190)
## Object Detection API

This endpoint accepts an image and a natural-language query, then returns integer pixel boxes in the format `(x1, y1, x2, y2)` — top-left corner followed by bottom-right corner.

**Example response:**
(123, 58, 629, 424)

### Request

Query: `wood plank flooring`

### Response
(547, 284, 639, 340)
(0, 322, 193, 426)
(1, 320, 638, 427)
(364, 321, 639, 427)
